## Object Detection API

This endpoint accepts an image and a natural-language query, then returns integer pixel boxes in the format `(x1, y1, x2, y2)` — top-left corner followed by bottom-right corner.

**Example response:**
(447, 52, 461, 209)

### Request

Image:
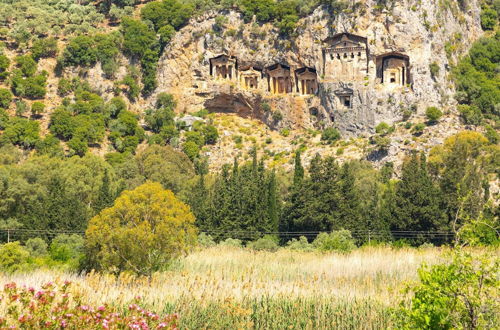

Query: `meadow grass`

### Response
(0, 246, 449, 329)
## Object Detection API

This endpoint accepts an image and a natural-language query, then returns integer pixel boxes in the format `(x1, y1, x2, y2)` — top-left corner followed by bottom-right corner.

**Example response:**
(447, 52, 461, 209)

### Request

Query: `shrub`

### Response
(272, 111, 283, 122)
(458, 104, 483, 125)
(49, 108, 76, 140)
(0, 242, 30, 273)
(182, 141, 200, 160)
(31, 37, 58, 60)
(375, 122, 391, 135)
(185, 131, 205, 147)
(321, 127, 341, 143)
(140, 0, 193, 31)
(3, 117, 40, 148)
(412, 123, 425, 135)
(400, 251, 499, 329)
(312, 230, 356, 252)
(261, 102, 271, 112)
(425, 106, 443, 123)
(106, 96, 127, 118)
(15, 100, 28, 117)
(68, 137, 89, 156)
(11, 70, 48, 99)
(0, 88, 12, 108)
(198, 232, 216, 248)
(202, 125, 219, 144)
(0, 107, 8, 129)
(15, 55, 37, 77)
(286, 236, 314, 252)
(429, 62, 440, 79)
(248, 235, 279, 252)
(480, 7, 498, 30)
(120, 74, 140, 100)
(31, 101, 45, 116)
(219, 238, 243, 248)
(61, 35, 97, 67)
(35, 134, 64, 158)
(57, 78, 73, 97)
(85, 182, 198, 275)
(373, 135, 391, 150)
(25, 237, 48, 257)
(49, 234, 84, 264)
(0, 54, 9, 80)
(484, 125, 499, 144)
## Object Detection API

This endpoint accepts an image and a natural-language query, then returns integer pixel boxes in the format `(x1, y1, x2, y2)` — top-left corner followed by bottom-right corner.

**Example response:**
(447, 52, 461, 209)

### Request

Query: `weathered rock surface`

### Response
(153, 0, 483, 136)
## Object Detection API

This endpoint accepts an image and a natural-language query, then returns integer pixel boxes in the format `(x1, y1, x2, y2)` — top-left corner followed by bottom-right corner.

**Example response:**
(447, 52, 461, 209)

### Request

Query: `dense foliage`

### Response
(454, 32, 500, 122)
(85, 182, 198, 275)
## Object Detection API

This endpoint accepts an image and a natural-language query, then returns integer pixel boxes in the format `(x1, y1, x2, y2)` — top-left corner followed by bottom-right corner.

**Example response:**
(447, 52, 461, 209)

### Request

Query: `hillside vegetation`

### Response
(0, 1, 498, 328)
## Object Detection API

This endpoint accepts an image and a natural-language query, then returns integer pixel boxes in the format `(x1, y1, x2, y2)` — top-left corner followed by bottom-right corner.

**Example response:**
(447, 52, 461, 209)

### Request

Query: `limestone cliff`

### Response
(153, 0, 483, 136)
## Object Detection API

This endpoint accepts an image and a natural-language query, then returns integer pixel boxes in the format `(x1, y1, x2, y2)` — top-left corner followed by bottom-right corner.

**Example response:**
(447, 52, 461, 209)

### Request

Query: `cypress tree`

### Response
(95, 169, 114, 213)
(392, 152, 447, 243)
(267, 169, 279, 232)
(293, 150, 304, 186)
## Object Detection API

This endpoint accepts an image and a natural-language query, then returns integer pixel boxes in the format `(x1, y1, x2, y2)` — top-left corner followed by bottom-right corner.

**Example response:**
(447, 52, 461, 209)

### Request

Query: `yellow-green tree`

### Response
(85, 182, 197, 275)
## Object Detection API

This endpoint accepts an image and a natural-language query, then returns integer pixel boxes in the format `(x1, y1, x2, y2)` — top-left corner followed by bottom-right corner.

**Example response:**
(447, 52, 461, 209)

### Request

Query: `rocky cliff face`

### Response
(153, 0, 483, 136)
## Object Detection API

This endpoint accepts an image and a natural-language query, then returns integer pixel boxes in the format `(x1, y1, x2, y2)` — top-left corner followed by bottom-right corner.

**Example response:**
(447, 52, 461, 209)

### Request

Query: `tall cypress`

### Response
(95, 169, 114, 213)
(293, 150, 304, 186)
(392, 152, 447, 242)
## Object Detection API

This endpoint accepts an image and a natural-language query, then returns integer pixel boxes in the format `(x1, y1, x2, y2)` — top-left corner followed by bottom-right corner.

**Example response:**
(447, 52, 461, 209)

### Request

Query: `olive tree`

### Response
(85, 182, 197, 275)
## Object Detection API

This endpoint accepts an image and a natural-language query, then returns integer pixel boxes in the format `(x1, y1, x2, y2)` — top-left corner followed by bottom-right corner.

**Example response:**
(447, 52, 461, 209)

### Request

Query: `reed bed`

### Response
(0, 246, 449, 329)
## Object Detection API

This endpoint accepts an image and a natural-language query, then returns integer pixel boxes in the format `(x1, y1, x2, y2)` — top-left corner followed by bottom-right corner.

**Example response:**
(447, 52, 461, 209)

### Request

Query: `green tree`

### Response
(400, 251, 499, 329)
(85, 182, 198, 275)
(3, 117, 40, 149)
(61, 35, 97, 67)
(293, 150, 304, 186)
(391, 153, 447, 242)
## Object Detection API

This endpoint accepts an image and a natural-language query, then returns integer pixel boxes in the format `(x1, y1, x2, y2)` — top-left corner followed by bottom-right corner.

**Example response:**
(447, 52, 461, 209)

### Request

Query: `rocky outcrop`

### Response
(153, 0, 483, 136)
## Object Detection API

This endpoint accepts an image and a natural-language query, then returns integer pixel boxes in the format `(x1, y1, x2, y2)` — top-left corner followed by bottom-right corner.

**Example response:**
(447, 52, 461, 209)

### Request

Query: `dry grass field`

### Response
(0, 246, 451, 329)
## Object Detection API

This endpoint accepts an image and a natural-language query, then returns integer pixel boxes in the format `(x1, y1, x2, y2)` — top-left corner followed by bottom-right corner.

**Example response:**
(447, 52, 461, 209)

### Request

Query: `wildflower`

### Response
(158, 322, 168, 328)
(98, 305, 106, 311)
(60, 320, 67, 328)
(4, 282, 16, 289)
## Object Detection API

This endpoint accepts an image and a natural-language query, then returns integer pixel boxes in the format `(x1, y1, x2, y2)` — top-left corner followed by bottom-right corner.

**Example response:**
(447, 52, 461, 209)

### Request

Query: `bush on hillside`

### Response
(321, 127, 341, 144)
(425, 106, 443, 123)
(0, 88, 12, 108)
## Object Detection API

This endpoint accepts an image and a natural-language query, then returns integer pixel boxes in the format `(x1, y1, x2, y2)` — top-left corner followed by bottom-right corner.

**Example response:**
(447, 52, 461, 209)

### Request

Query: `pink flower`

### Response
(81, 305, 89, 311)
(158, 323, 168, 329)
(98, 305, 106, 311)
(60, 320, 67, 328)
